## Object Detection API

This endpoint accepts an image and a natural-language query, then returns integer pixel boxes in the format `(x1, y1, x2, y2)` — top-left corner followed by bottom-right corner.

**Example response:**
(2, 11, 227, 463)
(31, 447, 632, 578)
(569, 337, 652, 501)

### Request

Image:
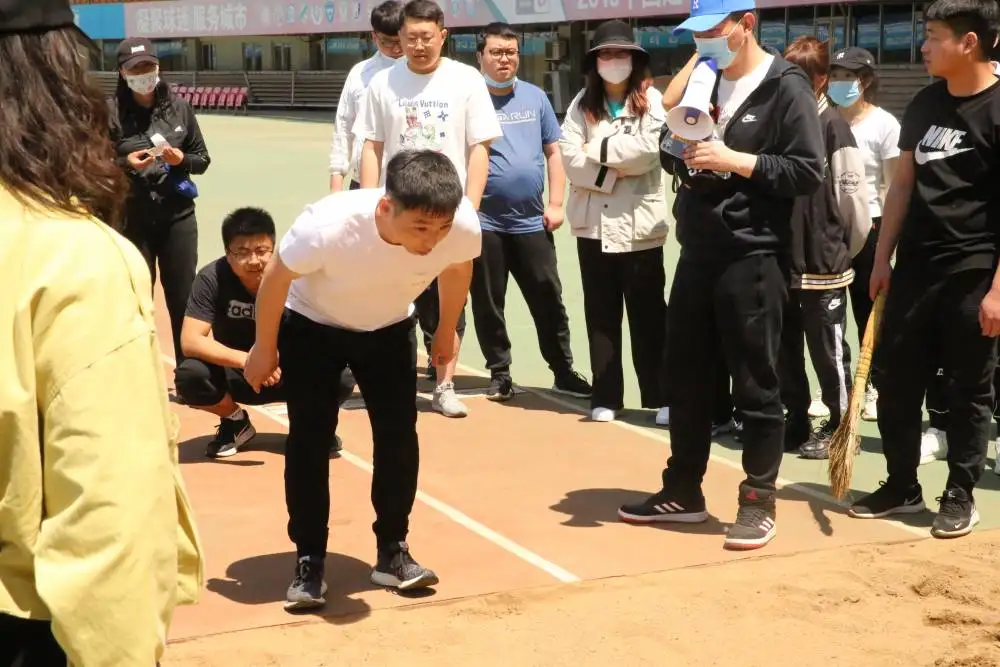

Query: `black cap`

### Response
(831, 47, 876, 71)
(0, 0, 78, 35)
(585, 20, 648, 71)
(117, 37, 158, 69)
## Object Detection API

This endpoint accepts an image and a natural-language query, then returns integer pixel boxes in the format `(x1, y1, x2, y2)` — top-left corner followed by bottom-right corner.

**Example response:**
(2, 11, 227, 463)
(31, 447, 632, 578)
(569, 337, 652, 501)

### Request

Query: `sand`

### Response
(164, 532, 1000, 667)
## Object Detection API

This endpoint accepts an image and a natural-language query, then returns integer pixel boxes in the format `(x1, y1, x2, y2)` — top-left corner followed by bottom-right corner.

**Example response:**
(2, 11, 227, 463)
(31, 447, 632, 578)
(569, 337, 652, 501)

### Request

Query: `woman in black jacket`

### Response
(110, 37, 210, 362)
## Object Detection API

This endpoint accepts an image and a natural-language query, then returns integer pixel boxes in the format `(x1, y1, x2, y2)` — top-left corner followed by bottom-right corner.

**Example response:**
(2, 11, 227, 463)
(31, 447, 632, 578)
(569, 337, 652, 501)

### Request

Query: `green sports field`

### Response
(188, 111, 1000, 526)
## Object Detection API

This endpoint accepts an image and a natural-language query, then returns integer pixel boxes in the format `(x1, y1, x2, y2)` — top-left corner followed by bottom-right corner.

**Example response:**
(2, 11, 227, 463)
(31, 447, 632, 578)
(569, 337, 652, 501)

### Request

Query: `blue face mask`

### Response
(828, 79, 862, 107)
(484, 73, 516, 89)
(694, 26, 740, 70)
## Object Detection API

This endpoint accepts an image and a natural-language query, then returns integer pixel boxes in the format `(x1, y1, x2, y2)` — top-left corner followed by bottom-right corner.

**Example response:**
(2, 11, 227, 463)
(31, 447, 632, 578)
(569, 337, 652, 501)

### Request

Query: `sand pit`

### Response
(165, 532, 1000, 667)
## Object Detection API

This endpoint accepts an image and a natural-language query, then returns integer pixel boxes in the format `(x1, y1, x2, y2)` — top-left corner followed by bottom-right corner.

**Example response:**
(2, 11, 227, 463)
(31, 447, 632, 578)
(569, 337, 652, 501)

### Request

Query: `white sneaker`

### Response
(591, 407, 616, 422)
(808, 392, 830, 418)
(862, 384, 878, 421)
(655, 407, 670, 426)
(919, 427, 948, 465)
(432, 381, 468, 418)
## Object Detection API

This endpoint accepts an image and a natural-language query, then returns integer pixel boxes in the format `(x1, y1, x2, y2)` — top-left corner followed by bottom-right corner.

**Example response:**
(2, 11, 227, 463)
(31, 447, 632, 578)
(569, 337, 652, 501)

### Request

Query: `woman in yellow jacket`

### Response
(0, 2, 204, 665)
(560, 20, 671, 426)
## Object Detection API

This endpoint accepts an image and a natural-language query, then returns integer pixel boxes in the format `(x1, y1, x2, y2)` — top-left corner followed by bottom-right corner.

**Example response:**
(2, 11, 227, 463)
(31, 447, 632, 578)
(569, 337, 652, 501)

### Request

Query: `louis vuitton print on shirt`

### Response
(896, 79, 1000, 276)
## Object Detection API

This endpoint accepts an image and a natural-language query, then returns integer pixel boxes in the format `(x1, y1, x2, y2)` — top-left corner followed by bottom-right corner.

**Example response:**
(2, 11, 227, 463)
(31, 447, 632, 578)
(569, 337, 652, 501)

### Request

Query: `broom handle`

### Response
(852, 291, 887, 388)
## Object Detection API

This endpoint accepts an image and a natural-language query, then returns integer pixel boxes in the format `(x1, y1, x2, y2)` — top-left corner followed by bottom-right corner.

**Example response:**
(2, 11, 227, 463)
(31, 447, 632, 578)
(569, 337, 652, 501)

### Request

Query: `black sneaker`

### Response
(426, 359, 437, 384)
(799, 420, 837, 460)
(724, 484, 777, 550)
(733, 418, 744, 443)
(552, 370, 592, 399)
(784, 412, 811, 452)
(711, 418, 737, 438)
(206, 410, 256, 458)
(371, 542, 439, 590)
(618, 487, 709, 524)
(331, 434, 343, 454)
(930, 488, 980, 539)
(284, 555, 327, 611)
(486, 374, 514, 402)
(848, 481, 926, 519)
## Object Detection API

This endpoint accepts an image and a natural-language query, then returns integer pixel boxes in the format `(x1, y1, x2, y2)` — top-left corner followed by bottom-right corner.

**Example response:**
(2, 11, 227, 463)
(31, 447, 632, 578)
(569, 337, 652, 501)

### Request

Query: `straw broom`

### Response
(828, 291, 887, 500)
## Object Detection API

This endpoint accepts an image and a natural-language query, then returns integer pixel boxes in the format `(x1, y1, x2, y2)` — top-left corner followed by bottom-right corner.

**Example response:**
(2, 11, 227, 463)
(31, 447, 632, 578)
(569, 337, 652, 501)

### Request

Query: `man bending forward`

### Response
(244, 150, 481, 609)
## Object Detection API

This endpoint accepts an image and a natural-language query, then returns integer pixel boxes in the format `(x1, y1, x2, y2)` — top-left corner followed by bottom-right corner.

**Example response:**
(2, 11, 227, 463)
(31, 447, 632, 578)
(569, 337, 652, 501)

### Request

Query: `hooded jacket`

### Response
(109, 83, 211, 225)
(660, 51, 825, 263)
(786, 96, 873, 289)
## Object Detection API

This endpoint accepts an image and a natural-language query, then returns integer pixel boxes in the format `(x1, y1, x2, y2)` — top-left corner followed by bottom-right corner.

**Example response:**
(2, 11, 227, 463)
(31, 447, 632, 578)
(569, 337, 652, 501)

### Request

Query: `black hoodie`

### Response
(660, 52, 825, 264)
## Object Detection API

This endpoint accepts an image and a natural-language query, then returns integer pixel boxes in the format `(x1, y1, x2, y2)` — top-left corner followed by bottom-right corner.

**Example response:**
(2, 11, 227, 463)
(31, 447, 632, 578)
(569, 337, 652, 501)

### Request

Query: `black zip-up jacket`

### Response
(109, 83, 211, 224)
(786, 97, 872, 290)
(660, 52, 825, 263)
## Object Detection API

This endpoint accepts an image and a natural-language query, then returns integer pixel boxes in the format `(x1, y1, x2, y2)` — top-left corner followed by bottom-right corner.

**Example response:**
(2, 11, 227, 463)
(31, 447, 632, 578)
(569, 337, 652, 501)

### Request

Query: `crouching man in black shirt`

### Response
(175, 208, 356, 458)
(619, 0, 825, 550)
(849, 0, 1000, 538)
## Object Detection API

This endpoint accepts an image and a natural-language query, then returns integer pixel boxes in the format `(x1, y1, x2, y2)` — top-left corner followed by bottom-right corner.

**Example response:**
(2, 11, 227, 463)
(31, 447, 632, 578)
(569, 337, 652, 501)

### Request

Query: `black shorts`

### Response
(174, 358, 356, 407)
(174, 358, 286, 406)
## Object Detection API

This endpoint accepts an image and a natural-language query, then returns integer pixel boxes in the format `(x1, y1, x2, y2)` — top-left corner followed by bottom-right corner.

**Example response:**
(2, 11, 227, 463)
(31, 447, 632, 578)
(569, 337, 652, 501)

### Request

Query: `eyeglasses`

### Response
(375, 33, 401, 49)
(487, 48, 519, 59)
(228, 247, 273, 262)
(405, 34, 438, 46)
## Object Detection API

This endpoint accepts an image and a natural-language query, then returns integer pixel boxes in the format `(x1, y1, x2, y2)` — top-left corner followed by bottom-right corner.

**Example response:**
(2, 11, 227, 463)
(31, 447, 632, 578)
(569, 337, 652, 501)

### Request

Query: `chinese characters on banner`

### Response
(561, 0, 687, 20)
(124, 0, 496, 38)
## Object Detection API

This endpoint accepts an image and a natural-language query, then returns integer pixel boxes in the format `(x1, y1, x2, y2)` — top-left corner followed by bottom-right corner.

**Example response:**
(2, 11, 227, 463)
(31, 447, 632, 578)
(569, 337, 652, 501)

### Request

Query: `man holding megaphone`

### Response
(620, 0, 825, 551)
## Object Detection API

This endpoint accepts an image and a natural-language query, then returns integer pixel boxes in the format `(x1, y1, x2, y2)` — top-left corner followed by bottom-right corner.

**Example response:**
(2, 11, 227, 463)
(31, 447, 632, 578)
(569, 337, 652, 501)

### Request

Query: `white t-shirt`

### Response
(355, 58, 503, 186)
(849, 106, 901, 219)
(280, 188, 482, 332)
(713, 54, 774, 138)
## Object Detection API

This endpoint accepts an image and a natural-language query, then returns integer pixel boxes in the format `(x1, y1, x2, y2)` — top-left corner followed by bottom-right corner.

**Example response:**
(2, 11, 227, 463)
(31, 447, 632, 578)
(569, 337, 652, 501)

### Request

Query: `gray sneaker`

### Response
(432, 381, 468, 418)
(284, 555, 327, 612)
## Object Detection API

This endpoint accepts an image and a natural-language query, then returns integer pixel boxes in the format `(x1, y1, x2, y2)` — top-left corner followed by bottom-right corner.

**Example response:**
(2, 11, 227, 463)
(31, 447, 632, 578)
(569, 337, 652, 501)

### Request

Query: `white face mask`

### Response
(125, 70, 159, 95)
(597, 60, 632, 85)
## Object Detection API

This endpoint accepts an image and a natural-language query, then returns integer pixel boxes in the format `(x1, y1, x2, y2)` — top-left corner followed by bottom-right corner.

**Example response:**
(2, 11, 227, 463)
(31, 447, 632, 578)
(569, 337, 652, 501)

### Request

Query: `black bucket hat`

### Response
(585, 19, 649, 72)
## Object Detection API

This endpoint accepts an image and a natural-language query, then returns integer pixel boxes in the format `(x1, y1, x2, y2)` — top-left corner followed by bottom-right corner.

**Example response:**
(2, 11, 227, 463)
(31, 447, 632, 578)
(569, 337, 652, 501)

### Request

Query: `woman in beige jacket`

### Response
(560, 20, 671, 425)
(0, 2, 203, 665)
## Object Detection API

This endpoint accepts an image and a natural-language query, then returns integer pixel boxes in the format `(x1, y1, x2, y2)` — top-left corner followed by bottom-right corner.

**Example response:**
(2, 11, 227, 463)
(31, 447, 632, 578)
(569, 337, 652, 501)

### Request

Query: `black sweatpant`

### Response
(0, 614, 66, 667)
(849, 218, 879, 353)
(874, 267, 998, 496)
(123, 210, 198, 363)
(279, 309, 418, 556)
(412, 278, 467, 359)
(662, 253, 786, 493)
(576, 238, 667, 410)
(469, 229, 574, 377)
(779, 288, 853, 425)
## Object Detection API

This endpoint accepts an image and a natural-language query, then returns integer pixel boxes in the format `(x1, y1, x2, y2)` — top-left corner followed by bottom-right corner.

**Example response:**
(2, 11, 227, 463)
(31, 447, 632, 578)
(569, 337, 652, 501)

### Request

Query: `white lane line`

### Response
(161, 354, 581, 584)
(438, 357, 929, 539)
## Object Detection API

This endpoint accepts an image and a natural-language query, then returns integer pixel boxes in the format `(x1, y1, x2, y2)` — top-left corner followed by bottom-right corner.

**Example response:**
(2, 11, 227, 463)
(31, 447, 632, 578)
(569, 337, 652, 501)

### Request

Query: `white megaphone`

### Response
(666, 57, 719, 142)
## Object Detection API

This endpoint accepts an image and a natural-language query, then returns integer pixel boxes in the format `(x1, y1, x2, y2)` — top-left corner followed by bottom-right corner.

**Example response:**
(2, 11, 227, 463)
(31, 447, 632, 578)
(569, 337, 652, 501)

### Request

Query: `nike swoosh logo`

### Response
(914, 145, 975, 165)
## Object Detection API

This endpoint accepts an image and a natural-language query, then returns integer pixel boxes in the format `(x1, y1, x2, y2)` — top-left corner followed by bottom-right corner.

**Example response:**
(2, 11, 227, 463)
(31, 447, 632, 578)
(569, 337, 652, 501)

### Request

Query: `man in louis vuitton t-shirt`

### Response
(849, 0, 1000, 539)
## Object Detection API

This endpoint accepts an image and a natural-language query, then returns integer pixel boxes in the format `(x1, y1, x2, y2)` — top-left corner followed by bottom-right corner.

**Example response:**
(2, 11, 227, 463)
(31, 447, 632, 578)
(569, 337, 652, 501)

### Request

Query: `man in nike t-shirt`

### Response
(847, 0, 1000, 539)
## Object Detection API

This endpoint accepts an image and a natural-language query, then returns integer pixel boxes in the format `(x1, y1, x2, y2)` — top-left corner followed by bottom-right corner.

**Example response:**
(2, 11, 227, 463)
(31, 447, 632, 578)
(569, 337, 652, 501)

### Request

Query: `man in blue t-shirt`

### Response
(471, 22, 591, 402)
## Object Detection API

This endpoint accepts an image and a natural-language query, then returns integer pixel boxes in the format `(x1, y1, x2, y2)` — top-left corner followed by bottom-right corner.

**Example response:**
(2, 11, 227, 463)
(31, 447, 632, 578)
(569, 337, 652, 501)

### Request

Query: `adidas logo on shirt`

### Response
(914, 125, 974, 165)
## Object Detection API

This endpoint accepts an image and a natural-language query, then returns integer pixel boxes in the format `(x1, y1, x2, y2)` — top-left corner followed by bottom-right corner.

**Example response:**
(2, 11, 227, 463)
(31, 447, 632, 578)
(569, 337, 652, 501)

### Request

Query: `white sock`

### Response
(225, 407, 245, 421)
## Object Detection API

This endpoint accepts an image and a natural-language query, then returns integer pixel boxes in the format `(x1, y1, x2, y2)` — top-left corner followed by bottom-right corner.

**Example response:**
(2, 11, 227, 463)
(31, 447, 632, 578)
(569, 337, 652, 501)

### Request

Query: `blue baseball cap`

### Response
(672, 0, 756, 36)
